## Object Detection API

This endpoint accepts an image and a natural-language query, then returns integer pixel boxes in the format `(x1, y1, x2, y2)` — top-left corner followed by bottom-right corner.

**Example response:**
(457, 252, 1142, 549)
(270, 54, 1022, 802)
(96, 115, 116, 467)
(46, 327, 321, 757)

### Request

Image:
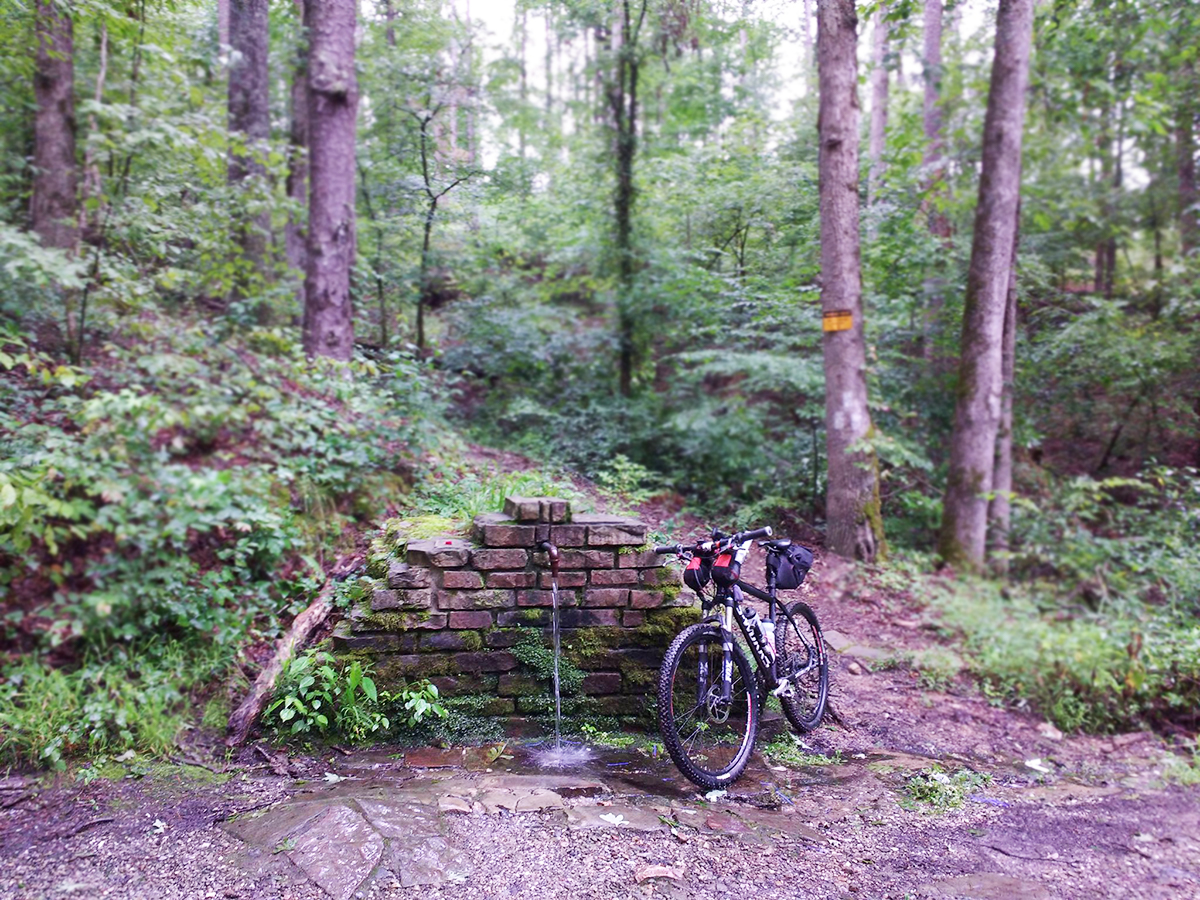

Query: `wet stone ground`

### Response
(4, 585, 1199, 900)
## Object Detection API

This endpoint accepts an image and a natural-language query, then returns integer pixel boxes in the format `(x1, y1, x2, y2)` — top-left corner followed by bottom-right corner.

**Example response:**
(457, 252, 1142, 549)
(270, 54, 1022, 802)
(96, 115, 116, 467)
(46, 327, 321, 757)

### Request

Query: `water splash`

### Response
(531, 743, 595, 768)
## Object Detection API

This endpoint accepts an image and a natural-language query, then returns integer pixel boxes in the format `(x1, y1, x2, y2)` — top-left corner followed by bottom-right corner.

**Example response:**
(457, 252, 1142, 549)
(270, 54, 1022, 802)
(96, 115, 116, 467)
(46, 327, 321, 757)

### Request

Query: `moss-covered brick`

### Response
(639, 566, 677, 587)
(561, 626, 625, 664)
(350, 605, 446, 632)
(453, 650, 519, 673)
(331, 628, 419, 653)
(448, 610, 493, 630)
(539, 570, 586, 589)
(498, 674, 546, 696)
(540, 549, 614, 569)
(560, 608, 620, 628)
(471, 548, 529, 570)
(517, 589, 580, 607)
(583, 588, 629, 607)
(660, 584, 688, 606)
(498, 609, 548, 627)
(475, 697, 517, 716)
(486, 571, 536, 589)
(420, 630, 484, 652)
(388, 562, 432, 589)
(502, 496, 542, 522)
(623, 609, 646, 627)
(590, 569, 638, 586)
(581, 672, 622, 694)
(587, 524, 649, 546)
(484, 628, 524, 648)
(372, 587, 433, 610)
(588, 695, 648, 716)
(628, 590, 664, 609)
(617, 550, 661, 568)
(407, 538, 472, 567)
(442, 570, 484, 589)
(438, 589, 516, 610)
(429, 674, 499, 696)
(368, 653, 457, 687)
(473, 513, 536, 547)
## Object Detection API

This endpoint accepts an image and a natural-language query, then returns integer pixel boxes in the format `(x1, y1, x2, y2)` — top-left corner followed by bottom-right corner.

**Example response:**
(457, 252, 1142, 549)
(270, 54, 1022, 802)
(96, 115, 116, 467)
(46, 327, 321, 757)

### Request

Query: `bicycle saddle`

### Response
(760, 538, 792, 551)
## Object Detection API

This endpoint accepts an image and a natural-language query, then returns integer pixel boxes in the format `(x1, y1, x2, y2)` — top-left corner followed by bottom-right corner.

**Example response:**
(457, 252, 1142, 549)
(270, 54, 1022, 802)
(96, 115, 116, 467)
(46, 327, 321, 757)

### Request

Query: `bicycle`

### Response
(652, 525, 829, 789)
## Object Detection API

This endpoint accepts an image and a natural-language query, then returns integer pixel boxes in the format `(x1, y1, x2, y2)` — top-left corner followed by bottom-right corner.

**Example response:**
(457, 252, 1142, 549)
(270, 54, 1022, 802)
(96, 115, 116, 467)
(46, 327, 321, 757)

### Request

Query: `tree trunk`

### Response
(384, 0, 396, 47)
(218, 0, 230, 47)
(987, 203, 1020, 570)
(817, 0, 884, 562)
(78, 23, 106, 241)
(608, 0, 643, 397)
(921, 0, 950, 362)
(285, 0, 309, 297)
(228, 0, 271, 292)
(302, 0, 358, 361)
(867, 6, 889, 208)
(938, 0, 1034, 571)
(1178, 73, 1196, 257)
(31, 0, 77, 251)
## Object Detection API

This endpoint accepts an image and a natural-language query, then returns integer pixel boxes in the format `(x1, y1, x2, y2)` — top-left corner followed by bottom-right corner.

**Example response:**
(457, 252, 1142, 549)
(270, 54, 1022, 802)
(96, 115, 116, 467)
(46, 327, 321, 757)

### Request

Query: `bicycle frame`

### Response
(694, 549, 819, 701)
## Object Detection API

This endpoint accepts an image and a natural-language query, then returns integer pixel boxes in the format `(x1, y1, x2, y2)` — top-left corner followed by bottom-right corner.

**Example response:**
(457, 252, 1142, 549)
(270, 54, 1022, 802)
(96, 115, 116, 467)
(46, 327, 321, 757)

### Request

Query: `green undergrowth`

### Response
(761, 733, 843, 767)
(902, 766, 991, 812)
(0, 320, 438, 768)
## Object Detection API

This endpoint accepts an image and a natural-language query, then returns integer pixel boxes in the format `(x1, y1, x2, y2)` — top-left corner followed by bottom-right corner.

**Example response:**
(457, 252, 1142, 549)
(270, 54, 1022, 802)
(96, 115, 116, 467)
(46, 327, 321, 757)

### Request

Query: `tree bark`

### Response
(285, 0, 309, 292)
(228, 0, 271, 291)
(302, 0, 358, 361)
(817, 0, 884, 562)
(938, 0, 1034, 571)
(1179, 70, 1197, 257)
(384, 0, 396, 47)
(987, 202, 1020, 570)
(225, 577, 337, 747)
(31, 0, 78, 251)
(867, 6, 889, 208)
(607, 0, 645, 397)
(921, 0, 950, 362)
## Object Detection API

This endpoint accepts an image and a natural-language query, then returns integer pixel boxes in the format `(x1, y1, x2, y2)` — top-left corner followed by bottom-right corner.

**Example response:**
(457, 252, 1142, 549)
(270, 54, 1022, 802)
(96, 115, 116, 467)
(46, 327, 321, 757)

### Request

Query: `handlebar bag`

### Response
(711, 552, 741, 588)
(768, 545, 814, 590)
(683, 555, 713, 592)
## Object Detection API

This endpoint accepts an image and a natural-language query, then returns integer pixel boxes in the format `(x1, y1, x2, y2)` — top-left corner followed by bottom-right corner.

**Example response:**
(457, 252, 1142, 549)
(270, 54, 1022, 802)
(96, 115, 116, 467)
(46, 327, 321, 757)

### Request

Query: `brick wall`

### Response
(332, 497, 695, 732)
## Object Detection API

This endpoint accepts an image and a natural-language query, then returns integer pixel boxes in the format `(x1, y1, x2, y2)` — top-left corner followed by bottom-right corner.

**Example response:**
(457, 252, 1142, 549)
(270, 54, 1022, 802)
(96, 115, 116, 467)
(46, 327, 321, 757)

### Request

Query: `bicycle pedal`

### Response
(770, 681, 795, 700)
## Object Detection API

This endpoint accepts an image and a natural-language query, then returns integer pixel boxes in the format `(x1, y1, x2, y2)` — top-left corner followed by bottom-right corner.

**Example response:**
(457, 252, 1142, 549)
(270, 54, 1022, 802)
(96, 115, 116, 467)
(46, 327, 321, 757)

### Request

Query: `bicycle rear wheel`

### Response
(657, 623, 759, 789)
(775, 601, 828, 733)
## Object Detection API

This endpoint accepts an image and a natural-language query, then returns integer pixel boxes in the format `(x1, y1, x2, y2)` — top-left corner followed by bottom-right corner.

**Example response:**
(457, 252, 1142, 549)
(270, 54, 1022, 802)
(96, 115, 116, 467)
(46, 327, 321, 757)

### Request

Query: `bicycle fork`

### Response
(696, 604, 737, 707)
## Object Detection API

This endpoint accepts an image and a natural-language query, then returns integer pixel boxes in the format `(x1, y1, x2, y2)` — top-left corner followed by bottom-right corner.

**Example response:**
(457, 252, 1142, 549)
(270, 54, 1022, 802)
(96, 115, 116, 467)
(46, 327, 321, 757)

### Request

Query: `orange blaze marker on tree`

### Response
(822, 309, 853, 332)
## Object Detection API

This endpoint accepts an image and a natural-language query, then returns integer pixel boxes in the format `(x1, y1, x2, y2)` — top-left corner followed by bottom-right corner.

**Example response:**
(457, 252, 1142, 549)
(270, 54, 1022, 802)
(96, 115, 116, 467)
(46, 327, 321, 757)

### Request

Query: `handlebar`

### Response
(653, 525, 773, 556)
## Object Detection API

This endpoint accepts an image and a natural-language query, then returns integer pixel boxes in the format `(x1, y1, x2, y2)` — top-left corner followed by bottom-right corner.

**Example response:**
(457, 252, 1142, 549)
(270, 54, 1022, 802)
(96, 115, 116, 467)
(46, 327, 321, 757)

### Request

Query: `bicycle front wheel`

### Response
(776, 601, 829, 733)
(657, 623, 759, 789)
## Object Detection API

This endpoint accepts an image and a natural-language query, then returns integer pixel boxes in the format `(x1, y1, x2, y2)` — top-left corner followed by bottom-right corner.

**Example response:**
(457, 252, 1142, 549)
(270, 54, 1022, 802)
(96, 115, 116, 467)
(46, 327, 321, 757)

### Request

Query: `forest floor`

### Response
(2, 452, 1198, 900)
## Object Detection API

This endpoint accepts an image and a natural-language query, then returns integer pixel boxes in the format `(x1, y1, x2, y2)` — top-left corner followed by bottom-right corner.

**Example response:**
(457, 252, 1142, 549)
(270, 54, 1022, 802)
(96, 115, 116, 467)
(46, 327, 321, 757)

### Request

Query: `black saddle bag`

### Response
(768, 545, 813, 590)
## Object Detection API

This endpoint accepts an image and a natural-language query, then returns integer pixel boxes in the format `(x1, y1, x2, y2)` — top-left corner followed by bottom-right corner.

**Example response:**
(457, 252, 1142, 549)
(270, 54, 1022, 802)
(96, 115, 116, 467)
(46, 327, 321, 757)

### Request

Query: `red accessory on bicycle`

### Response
(683, 555, 713, 591)
(711, 552, 741, 587)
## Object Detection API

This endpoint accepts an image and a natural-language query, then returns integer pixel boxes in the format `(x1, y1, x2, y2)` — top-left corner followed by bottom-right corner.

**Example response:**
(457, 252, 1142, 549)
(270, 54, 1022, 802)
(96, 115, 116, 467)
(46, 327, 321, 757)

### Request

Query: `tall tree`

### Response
(938, 0, 1035, 570)
(867, 6, 889, 208)
(227, 0, 271, 289)
(302, 0, 358, 360)
(31, 0, 77, 250)
(1179, 63, 1197, 257)
(987, 202, 1020, 569)
(285, 0, 309, 290)
(606, 0, 647, 397)
(921, 0, 950, 361)
(817, 0, 885, 562)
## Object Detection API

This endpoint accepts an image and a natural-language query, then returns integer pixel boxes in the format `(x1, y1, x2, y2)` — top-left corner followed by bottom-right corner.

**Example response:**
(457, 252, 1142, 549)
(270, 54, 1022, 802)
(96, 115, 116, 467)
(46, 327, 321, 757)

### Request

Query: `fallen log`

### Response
(225, 575, 339, 747)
